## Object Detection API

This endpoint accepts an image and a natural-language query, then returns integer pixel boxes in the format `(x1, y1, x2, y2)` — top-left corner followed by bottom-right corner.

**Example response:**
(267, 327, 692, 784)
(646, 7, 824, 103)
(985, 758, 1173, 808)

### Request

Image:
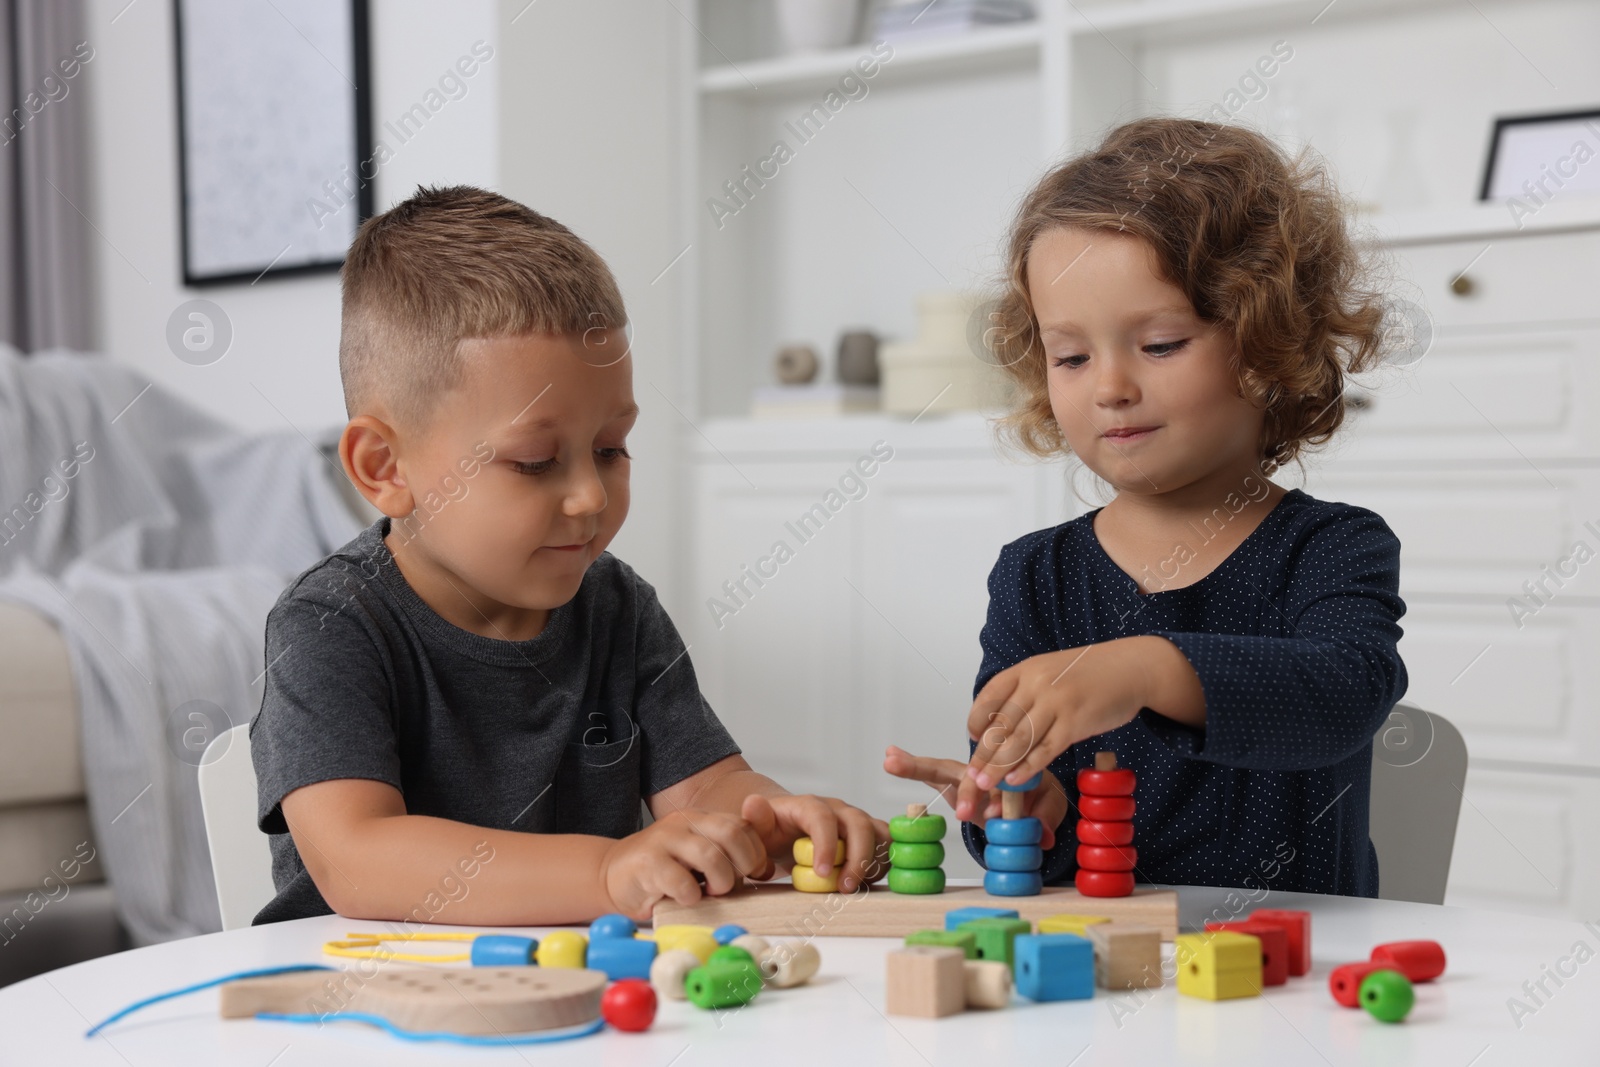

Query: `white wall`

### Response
(495, 0, 688, 607)
(82, 0, 500, 437)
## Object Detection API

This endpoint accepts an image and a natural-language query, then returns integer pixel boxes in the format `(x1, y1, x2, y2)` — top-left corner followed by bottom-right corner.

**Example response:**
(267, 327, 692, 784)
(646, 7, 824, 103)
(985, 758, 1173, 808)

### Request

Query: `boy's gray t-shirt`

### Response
(249, 517, 740, 925)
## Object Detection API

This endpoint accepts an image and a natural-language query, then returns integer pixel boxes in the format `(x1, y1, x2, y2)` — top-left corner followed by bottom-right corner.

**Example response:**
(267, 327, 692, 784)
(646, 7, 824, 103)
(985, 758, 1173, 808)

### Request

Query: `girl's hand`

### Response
(966, 640, 1150, 790)
(738, 793, 890, 893)
(882, 745, 1069, 850)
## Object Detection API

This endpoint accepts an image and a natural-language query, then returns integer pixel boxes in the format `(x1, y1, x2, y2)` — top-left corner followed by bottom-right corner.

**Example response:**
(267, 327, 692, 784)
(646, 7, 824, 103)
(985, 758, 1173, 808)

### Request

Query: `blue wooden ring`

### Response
(984, 870, 1044, 897)
(984, 817, 1043, 846)
(984, 844, 1044, 872)
(996, 772, 1043, 792)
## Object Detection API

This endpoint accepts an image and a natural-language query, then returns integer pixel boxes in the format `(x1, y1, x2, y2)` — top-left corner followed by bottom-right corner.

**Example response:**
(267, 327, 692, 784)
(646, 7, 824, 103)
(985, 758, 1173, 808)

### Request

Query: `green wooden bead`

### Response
(888, 841, 946, 869)
(708, 945, 756, 967)
(906, 929, 977, 959)
(889, 813, 947, 843)
(685, 959, 763, 1009)
(888, 866, 946, 894)
(1359, 969, 1414, 1023)
(957, 917, 1033, 968)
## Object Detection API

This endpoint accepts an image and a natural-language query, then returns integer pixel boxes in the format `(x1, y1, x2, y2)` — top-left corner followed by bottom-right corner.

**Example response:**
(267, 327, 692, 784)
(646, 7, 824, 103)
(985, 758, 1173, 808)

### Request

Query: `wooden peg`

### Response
(1001, 791, 1024, 820)
(1095, 751, 1118, 771)
(907, 802, 928, 819)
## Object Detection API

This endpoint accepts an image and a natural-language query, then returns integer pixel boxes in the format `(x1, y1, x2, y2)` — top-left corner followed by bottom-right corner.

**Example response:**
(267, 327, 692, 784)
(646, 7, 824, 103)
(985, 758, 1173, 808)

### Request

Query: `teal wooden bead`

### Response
(984, 844, 1043, 872)
(888, 866, 946, 894)
(713, 924, 748, 945)
(997, 772, 1043, 792)
(985, 869, 1044, 896)
(984, 817, 1043, 846)
(1359, 969, 1415, 1022)
(469, 935, 536, 966)
(888, 841, 945, 869)
(945, 906, 1019, 931)
(686, 959, 763, 1009)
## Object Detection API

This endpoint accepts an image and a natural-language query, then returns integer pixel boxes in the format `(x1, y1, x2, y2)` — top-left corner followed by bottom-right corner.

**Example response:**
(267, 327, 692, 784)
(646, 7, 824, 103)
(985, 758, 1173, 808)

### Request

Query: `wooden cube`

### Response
(1175, 931, 1262, 1001)
(1086, 922, 1162, 990)
(956, 916, 1033, 968)
(886, 946, 966, 1018)
(1247, 909, 1311, 976)
(906, 929, 978, 959)
(1039, 913, 1111, 937)
(1205, 920, 1288, 986)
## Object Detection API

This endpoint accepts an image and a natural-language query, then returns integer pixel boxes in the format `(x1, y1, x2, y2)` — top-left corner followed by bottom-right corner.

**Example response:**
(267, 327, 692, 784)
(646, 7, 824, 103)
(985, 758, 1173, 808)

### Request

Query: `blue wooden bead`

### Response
(1014, 933, 1094, 1001)
(944, 906, 1020, 931)
(587, 935, 657, 980)
(469, 935, 537, 967)
(589, 913, 637, 940)
(984, 817, 1043, 846)
(713, 924, 749, 946)
(985, 870, 1044, 897)
(984, 844, 1044, 872)
(996, 772, 1043, 792)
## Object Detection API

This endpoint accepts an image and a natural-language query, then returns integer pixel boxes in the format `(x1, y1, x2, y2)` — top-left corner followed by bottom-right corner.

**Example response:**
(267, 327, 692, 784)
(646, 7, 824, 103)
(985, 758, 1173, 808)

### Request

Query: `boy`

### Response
(250, 186, 884, 925)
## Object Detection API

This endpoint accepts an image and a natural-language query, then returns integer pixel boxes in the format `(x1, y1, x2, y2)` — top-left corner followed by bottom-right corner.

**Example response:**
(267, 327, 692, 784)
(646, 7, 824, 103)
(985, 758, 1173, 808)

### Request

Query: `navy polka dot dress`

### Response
(961, 487, 1408, 898)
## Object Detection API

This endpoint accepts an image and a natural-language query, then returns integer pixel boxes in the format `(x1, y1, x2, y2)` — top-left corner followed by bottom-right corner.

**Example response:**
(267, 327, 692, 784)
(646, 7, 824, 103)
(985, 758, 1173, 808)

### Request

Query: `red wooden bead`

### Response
(1075, 819, 1134, 846)
(1076, 844, 1137, 872)
(1075, 868, 1135, 897)
(1328, 961, 1383, 1007)
(1205, 921, 1288, 986)
(1077, 795, 1135, 821)
(1370, 940, 1446, 982)
(601, 978, 657, 1032)
(1076, 767, 1136, 796)
(1247, 908, 1311, 976)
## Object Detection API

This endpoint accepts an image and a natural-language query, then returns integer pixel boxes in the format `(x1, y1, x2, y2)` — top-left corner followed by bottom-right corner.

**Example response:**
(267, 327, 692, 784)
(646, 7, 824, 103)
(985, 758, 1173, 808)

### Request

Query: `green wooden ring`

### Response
(888, 841, 946, 869)
(889, 814, 947, 843)
(888, 866, 946, 895)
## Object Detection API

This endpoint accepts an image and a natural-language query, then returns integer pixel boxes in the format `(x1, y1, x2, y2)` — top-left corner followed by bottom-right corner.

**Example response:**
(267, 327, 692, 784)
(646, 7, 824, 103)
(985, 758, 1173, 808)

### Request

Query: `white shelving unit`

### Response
(677, 0, 1600, 917)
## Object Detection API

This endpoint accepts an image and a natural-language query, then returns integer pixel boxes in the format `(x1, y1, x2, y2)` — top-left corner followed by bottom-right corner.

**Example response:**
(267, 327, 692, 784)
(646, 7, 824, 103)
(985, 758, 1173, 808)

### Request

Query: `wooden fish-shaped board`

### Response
(219, 966, 606, 1036)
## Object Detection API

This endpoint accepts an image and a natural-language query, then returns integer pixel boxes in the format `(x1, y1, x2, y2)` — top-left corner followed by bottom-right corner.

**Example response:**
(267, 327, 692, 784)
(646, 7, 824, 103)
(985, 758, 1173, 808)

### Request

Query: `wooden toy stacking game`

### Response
(792, 835, 845, 893)
(888, 804, 948, 894)
(1075, 751, 1137, 898)
(984, 772, 1044, 896)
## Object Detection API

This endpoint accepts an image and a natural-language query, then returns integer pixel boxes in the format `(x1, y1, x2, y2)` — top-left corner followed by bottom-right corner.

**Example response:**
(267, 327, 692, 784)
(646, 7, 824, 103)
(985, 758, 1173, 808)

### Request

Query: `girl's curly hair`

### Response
(988, 117, 1389, 477)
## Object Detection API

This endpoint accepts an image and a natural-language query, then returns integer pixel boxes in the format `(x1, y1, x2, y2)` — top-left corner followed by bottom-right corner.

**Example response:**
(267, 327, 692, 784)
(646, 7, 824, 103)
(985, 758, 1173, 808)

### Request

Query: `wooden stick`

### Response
(1095, 751, 1118, 771)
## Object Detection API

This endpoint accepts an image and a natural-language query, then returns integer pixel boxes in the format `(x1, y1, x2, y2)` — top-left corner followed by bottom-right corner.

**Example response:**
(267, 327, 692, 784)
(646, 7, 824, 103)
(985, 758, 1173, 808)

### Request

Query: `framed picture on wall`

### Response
(174, 0, 372, 286)
(1479, 107, 1600, 204)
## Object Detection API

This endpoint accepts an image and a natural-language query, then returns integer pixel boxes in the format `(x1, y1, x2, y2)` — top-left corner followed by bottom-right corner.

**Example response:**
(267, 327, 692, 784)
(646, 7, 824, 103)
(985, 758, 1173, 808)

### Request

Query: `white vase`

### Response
(775, 0, 861, 53)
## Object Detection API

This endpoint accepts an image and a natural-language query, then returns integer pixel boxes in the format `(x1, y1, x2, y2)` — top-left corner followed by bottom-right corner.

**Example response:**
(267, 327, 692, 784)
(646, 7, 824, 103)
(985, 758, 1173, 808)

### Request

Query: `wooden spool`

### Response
(219, 965, 606, 1036)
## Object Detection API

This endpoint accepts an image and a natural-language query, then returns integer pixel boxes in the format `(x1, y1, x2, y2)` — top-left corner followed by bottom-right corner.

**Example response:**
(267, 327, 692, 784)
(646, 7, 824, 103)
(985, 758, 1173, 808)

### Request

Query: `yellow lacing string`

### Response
(322, 930, 477, 964)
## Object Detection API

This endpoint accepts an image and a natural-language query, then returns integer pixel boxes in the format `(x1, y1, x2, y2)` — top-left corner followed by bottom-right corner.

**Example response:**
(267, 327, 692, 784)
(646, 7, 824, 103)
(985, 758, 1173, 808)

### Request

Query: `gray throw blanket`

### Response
(0, 345, 362, 945)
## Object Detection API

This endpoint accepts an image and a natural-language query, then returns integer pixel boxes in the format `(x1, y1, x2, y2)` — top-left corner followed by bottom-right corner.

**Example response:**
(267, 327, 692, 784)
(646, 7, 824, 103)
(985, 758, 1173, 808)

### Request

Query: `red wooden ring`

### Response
(1328, 961, 1383, 1008)
(1074, 869, 1135, 897)
(1076, 767, 1136, 796)
(1077, 795, 1135, 821)
(1076, 844, 1137, 872)
(1370, 940, 1446, 982)
(1075, 819, 1134, 846)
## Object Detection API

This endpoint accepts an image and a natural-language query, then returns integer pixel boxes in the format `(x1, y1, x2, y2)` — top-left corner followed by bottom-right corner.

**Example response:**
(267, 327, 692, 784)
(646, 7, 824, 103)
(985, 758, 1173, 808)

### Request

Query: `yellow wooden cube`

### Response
(792, 865, 839, 893)
(1175, 931, 1262, 1000)
(793, 837, 846, 867)
(1038, 913, 1111, 937)
(534, 929, 588, 968)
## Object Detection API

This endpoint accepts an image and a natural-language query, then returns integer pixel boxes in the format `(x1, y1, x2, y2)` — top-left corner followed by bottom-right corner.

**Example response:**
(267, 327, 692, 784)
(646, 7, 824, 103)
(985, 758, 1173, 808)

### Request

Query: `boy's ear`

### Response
(339, 415, 415, 518)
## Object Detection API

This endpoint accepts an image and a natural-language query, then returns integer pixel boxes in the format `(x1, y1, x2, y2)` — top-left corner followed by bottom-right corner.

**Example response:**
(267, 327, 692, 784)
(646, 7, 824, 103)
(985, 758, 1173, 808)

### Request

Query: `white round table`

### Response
(3, 884, 1595, 1064)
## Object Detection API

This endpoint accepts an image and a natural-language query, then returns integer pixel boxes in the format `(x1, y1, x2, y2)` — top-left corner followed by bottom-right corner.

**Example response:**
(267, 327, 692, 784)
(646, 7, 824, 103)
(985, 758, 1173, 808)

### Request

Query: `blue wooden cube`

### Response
(944, 905, 1020, 931)
(587, 934, 657, 980)
(1014, 933, 1094, 1001)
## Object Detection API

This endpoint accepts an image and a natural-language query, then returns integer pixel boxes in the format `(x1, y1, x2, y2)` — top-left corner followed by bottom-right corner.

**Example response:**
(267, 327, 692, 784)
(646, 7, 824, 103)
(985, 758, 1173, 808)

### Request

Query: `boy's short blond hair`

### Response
(339, 185, 627, 435)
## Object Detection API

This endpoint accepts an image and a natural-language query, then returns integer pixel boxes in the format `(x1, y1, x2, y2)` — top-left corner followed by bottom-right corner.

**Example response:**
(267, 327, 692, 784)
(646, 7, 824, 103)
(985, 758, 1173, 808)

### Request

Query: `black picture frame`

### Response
(1479, 106, 1600, 202)
(173, 0, 373, 287)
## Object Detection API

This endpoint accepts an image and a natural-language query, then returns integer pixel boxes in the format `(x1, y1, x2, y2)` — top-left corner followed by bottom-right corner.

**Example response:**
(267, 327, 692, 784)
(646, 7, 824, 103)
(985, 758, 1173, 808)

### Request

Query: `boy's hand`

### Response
(600, 809, 772, 922)
(966, 641, 1148, 791)
(738, 794, 890, 893)
(883, 745, 1068, 849)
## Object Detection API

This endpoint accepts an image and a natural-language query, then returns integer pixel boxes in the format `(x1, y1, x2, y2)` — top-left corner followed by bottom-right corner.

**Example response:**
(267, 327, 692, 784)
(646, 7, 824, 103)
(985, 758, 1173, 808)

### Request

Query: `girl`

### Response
(885, 117, 1407, 896)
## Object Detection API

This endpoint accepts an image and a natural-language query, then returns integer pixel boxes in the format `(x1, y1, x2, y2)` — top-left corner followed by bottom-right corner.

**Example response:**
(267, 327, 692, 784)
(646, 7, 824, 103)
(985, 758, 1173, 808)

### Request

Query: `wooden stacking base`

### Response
(653, 884, 1179, 940)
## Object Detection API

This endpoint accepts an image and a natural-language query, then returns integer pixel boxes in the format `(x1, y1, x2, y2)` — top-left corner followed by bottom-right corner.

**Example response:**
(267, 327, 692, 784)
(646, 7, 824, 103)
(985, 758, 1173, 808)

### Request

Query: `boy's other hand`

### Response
(882, 744, 1068, 850)
(738, 793, 889, 893)
(600, 809, 770, 922)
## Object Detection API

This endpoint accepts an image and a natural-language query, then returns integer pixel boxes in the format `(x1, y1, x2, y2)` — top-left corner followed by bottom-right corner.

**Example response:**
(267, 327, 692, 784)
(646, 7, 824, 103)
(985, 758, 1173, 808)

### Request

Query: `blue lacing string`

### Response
(84, 964, 605, 1046)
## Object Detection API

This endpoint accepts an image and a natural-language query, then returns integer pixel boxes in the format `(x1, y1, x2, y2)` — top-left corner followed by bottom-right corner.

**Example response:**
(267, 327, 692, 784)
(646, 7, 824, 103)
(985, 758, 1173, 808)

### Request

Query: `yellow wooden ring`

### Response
(791, 865, 839, 893)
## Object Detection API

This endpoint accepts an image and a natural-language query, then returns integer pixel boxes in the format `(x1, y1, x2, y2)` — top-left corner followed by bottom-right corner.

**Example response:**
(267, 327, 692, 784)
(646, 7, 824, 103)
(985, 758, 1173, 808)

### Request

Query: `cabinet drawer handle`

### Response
(1346, 390, 1375, 413)
(1449, 273, 1475, 297)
